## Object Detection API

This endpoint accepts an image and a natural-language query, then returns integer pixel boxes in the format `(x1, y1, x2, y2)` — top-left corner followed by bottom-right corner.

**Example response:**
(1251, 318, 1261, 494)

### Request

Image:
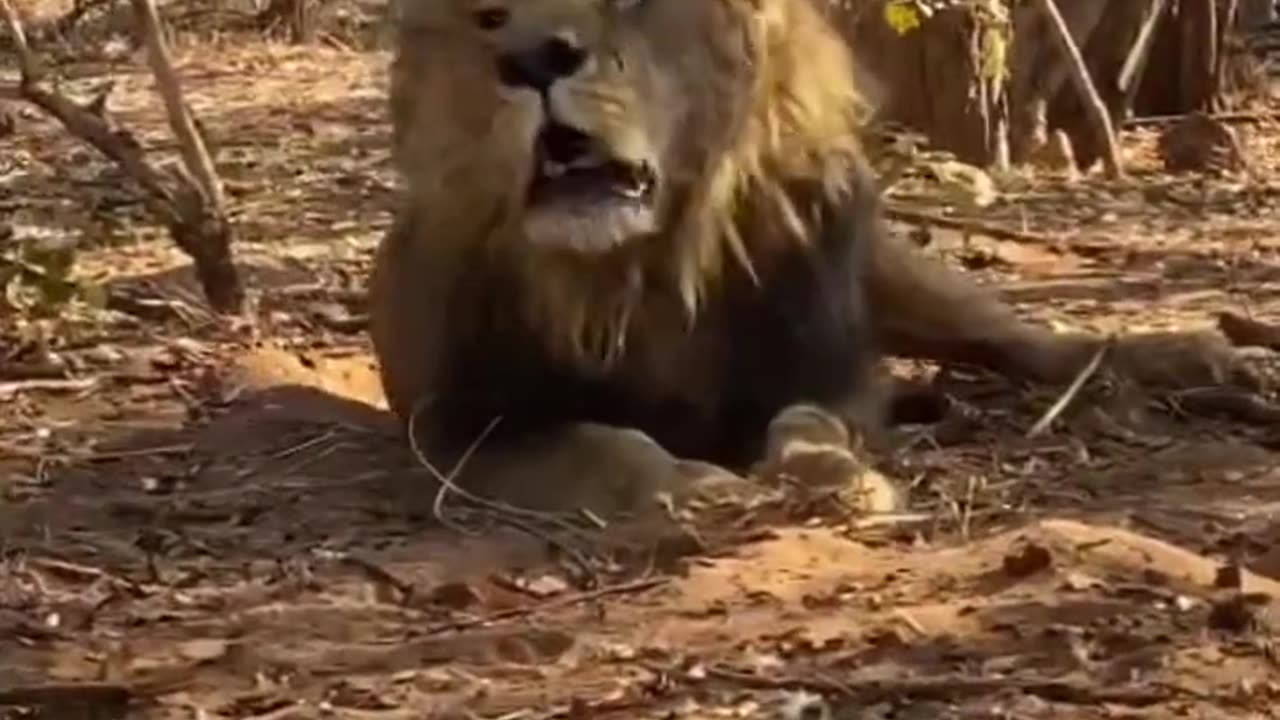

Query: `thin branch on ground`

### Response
(1027, 335, 1114, 438)
(1125, 110, 1280, 127)
(405, 400, 608, 554)
(0, 0, 245, 313)
(419, 576, 669, 637)
(700, 664, 1205, 707)
(885, 205, 1057, 246)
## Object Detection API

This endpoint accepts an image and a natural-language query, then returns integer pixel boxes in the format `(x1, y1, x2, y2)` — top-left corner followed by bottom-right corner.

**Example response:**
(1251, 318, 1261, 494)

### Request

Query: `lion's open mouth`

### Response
(521, 122, 659, 253)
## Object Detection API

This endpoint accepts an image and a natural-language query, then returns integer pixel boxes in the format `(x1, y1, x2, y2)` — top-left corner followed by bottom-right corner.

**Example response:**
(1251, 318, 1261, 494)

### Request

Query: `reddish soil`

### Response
(2, 4, 1280, 719)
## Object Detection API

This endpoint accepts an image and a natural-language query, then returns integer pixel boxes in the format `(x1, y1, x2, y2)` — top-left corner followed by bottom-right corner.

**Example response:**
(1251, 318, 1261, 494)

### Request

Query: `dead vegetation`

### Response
(2, 1, 1280, 718)
(2, 0, 242, 313)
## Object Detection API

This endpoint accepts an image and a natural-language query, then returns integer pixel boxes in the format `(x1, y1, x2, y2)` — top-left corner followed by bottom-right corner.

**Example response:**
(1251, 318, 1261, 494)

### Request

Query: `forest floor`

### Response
(3, 5, 1280, 719)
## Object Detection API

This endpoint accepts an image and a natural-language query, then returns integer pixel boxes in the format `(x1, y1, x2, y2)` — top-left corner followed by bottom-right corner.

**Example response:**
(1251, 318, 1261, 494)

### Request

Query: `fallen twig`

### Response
(885, 205, 1056, 246)
(1169, 387, 1280, 425)
(330, 550, 416, 602)
(0, 0, 244, 312)
(700, 665, 1203, 707)
(420, 576, 668, 637)
(0, 376, 99, 400)
(1125, 110, 1280, 128)
(405, 399, 603, 546)
(0, 682, 134, 709)
(1027, 336, 1114, 438)
(84, 442, 195, 462)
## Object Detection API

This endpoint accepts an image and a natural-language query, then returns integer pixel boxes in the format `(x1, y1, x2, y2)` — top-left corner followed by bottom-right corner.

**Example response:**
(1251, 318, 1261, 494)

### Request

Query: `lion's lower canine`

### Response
(369, 0, 1102, 509)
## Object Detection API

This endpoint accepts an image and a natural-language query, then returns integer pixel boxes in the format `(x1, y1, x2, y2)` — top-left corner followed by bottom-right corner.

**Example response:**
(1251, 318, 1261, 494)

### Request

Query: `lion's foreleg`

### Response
(864, 226, 1259, 390)
(418, 421, 741, 517)
(866, 227, 1099, 384)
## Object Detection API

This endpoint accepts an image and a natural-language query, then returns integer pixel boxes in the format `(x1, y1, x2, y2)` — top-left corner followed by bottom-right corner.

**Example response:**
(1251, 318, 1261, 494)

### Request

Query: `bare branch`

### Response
(1, 0, 36, 77)
(0, 0, 245, 313)
(1034, 0, 1125, 179)
(2, 0, 178, 223)
(129, 0, 226, 210)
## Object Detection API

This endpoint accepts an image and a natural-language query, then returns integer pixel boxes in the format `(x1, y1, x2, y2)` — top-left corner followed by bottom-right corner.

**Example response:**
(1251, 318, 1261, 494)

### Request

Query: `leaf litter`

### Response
(2, 2, 1280, 719)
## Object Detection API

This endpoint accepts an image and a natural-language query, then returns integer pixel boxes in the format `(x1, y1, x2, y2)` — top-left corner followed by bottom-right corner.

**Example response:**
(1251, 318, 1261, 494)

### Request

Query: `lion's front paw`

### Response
(757, 443, 902, 514)
(1107, 330, 1263, 391)
(755, 404, 903, 515)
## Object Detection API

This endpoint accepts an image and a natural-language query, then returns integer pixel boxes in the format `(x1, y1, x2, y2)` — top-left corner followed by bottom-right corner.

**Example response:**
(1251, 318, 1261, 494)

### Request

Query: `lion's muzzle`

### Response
(521, 120, 659, 254)
(495, 35, 587, 94)
(492, 31, 661, 254)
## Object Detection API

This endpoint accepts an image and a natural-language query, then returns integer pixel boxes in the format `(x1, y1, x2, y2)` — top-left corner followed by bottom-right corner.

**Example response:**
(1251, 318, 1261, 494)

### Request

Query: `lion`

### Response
(370, 0, 1253, 517)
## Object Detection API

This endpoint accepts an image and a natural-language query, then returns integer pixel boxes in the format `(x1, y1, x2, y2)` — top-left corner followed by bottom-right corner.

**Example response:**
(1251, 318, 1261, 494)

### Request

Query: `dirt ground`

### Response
(3, 5, 1280, 720)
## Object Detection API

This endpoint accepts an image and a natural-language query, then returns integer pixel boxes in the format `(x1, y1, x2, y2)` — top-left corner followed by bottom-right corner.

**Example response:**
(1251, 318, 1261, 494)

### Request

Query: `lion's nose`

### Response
(495, 36, 587, 92)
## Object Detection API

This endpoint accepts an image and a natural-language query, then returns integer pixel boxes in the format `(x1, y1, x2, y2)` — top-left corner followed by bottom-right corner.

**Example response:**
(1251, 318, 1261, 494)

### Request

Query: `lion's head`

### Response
(390, 0, 871, 366)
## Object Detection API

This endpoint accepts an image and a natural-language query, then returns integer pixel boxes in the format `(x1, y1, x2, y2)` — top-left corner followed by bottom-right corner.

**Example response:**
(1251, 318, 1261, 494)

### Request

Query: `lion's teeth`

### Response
(542, 161, 566, 178)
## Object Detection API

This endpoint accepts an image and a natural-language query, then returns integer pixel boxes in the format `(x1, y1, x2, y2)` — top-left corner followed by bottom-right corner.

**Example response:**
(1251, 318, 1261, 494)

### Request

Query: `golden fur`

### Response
(385, 0, 873, 371)
(368, 0, 1246, 520)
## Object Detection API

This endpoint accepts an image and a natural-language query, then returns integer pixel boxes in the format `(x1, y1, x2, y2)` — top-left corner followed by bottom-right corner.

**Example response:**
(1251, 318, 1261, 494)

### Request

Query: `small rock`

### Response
(427, 582, 484, 610)
(512, 573, 569, 598)
(1157, 112, 1247, 174)
(84, 345, 126, 366)
(178, 638, 230, 663)
(1003, 542, 1053, 578)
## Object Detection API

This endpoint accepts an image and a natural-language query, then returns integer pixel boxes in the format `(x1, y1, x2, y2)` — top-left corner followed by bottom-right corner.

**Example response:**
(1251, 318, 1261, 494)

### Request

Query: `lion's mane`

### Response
(390, 0, 874, 370)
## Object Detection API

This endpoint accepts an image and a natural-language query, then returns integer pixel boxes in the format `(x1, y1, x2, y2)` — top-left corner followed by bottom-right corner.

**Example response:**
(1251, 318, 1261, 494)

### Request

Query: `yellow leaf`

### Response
(883, 0, 922, 36)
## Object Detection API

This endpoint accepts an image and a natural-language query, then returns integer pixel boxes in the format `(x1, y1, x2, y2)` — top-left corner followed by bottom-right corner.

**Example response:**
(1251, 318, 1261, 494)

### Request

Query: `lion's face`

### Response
(392, 0, 758, 255)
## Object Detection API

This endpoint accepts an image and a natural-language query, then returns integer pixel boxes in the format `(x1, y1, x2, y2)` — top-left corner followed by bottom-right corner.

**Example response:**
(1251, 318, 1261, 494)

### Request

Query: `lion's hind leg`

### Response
(755, 403, 903, 515)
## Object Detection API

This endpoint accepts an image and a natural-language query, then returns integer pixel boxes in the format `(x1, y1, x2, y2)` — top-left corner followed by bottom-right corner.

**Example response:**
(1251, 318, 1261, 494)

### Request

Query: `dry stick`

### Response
(884, 205, 1056, 246)
(700, 665, 1197, 708)
(1035, 0, 1124, 179)
(128, 0, 241, 312)
(430, 419, 500, 527)
(1026, 335, 1114, 438)
(1118, 0, 1170, 105)
(419, 576, 669, 637)
(405, 405, 617, 580)
(129, 0, 225, 210)
(405, 399, 600, 542)
(0, 0, 243, 313)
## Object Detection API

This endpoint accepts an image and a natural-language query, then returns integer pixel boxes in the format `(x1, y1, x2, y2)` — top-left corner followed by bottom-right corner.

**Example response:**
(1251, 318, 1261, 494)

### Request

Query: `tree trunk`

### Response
(1180, 0, 1218, 112)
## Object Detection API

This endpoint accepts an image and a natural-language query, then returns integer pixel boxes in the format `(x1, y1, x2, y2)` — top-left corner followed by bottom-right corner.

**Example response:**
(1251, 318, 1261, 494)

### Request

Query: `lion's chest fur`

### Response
(432, 222, 876, 470)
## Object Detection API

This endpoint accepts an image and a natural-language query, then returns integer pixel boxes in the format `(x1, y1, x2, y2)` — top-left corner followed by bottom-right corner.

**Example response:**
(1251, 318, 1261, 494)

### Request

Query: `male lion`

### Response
(371, 0, 1250, 514)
